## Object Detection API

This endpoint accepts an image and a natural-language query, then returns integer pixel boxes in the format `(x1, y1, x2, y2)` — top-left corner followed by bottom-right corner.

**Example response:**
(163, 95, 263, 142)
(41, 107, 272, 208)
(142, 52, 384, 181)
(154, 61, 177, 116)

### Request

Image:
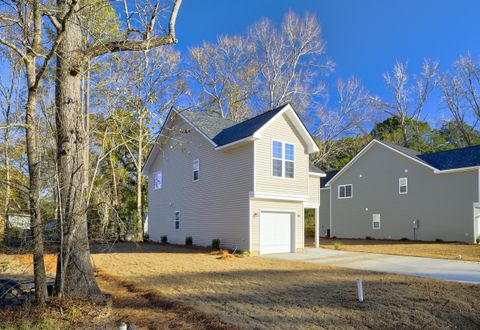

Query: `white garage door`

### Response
(260, 212, 293, 254)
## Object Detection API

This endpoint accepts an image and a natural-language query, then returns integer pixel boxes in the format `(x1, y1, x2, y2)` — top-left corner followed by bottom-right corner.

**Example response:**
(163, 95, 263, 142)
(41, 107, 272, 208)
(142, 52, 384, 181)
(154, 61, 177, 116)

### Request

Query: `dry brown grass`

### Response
(319, 238, 480, 261)
(91, 242, 480, 329)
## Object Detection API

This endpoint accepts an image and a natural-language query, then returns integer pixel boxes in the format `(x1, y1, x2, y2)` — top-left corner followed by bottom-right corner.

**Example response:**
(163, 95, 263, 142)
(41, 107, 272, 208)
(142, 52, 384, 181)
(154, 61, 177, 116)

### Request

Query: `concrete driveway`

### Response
(262, 248, 480, 284)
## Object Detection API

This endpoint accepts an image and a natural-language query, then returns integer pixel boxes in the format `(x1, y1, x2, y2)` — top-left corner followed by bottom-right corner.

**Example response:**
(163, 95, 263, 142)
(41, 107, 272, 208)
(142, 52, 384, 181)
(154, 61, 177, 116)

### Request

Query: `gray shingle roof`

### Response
(382, 141, 480, 171)
(309, 164, 326, 175)
(418, 145, 480, 170)
(178, 105, 288, 147)
(321, 170, 340, 188)
(178, 110, 237, 140)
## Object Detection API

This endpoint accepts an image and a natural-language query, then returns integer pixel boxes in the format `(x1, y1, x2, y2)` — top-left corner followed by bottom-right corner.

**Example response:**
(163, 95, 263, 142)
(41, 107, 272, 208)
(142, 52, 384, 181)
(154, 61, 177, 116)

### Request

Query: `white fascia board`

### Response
(320, 187, 330, 190)
(309, 172, 326, 177)
(249, 191, 309, 202)
(214, 136, 258, 151)
(434, 166, 480, 174)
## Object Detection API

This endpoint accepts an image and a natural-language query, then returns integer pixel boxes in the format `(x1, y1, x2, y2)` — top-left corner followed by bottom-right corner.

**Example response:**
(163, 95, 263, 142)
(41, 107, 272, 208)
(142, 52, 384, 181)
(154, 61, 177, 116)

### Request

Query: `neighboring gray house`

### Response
(322, 139, 480, 243)
(143, 104, 325, 255)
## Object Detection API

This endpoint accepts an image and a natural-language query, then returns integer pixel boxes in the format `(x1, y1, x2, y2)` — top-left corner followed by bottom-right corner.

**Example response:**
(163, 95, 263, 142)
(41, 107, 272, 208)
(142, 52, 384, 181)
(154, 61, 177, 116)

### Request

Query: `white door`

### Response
(260, 212, 293, 254)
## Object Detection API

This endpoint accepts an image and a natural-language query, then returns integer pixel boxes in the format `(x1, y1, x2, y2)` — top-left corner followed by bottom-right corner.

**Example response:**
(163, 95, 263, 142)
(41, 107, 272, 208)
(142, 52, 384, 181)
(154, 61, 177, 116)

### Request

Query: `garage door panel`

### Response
(260, 212, 292, 254)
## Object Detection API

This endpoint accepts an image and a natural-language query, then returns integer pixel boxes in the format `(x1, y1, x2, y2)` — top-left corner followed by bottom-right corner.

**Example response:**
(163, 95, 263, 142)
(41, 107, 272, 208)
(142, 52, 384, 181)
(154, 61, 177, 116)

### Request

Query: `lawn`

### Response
(90, 243, 480, 329)
(318, 238, 480, 262)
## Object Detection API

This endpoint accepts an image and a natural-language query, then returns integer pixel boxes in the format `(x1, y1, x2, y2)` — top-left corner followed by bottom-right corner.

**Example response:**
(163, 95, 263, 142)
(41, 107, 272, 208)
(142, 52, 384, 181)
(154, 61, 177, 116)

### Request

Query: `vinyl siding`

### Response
(255, 113, 309, 196)
(250, 198, 304, 255)
(319, 188, 330, 237)
(147, 115, 253, 250)
(307, 175, 320, 204)
(331, 142, 479, 243)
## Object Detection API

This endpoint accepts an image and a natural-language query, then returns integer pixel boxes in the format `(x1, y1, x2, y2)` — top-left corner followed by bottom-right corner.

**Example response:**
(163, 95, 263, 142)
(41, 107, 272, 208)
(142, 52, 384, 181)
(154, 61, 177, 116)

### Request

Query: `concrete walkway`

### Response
(262, 248, 480, 284)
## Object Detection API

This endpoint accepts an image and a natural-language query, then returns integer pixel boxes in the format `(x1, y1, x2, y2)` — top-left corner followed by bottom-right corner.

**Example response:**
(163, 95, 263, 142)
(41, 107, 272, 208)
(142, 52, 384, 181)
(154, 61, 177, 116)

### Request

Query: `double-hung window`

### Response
(272, 140, 295, 178)
(372, 214, 381, 229)
(338, 184, 352, 199)
(193, 159, 199, 181)
(154, 171, 162, 190)
(175, 211, 180, 230)
(399, 177, 408, 194)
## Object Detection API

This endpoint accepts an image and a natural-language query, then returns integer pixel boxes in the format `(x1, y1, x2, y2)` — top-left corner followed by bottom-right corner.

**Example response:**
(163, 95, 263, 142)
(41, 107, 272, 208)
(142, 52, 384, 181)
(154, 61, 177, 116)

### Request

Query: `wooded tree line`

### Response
(0, 3, 479, 305)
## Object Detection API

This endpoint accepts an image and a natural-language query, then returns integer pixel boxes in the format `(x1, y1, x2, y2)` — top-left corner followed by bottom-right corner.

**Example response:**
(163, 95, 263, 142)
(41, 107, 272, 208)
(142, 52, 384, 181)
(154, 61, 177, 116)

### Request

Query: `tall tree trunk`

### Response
(135, 119, 143, 241)
(54, 0, 101, 298)
(3, 118, 10, 216)
(109, 153, 120, 237)
(25, 61, 48, 305)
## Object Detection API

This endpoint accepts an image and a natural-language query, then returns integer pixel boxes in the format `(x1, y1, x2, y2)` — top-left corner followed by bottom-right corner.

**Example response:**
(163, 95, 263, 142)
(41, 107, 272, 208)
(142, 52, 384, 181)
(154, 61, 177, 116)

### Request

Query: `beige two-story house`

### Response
(142, 104, 325, 255)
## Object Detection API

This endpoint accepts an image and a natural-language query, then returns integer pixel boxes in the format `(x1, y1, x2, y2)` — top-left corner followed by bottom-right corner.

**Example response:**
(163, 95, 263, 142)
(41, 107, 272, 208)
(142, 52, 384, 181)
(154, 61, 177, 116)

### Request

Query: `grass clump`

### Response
(333, 242, 343, 250)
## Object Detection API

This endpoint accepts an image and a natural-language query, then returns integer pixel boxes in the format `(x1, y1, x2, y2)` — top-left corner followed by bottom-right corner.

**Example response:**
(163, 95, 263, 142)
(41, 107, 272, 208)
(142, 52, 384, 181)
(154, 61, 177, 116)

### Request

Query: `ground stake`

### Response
(357, 278, 364, 302)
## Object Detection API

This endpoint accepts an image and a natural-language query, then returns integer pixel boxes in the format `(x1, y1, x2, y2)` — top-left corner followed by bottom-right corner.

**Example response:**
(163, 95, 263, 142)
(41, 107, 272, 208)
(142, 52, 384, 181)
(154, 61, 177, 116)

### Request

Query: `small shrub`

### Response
(333, 242, 343, 250)
(365, 236, 372, 240)
(241, 251, 250, 257)
(161, 235, 167, 244)
(185, 236, 193, 246)
(476, 236, 480, 244)
(211, 239, 220, 250)
(400, 237, 409, 241)
(435, 238, 444, 243)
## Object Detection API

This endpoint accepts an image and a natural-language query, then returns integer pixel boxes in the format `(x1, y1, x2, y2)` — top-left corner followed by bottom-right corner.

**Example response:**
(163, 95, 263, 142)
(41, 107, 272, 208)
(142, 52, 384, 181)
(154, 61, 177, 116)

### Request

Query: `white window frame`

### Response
(338, 184, 353, 199)
(193, 159, 199, 182)
(399, 177, 408, 194)
(372, 214, 381, 230)
(153, 171, 162, 190)
(175, 211, 180, 230)
(271, 140, 295, 179)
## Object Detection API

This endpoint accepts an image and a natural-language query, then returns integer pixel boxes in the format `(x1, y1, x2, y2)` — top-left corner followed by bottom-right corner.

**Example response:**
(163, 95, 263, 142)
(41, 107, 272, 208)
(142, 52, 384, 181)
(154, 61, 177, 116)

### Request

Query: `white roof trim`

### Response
(252, 104, 319, 153)
(435, 165, 480, 174)
(325, 139, 438, 187)
(249, 191, 309, 202)
(215, 136, 258, 151)
(309, 172, 326, 177)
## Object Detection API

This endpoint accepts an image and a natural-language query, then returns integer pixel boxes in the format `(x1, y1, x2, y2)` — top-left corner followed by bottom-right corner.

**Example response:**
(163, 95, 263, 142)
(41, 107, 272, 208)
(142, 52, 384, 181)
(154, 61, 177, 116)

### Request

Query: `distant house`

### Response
(143, 104, 325, 254)
(321, 139, 480, 243)
(2, 214, 30, 243)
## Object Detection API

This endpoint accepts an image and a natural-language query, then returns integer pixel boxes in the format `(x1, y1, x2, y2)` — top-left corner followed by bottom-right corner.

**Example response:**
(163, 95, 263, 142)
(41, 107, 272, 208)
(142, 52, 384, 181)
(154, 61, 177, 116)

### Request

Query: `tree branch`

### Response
(85, 0, 182, 59)
(0, 38, 28, 62)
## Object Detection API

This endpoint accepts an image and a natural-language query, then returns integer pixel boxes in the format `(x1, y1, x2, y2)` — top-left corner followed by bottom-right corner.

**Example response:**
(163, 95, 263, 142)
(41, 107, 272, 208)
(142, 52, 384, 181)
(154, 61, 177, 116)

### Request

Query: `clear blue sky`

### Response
(175, 0, 480, 127)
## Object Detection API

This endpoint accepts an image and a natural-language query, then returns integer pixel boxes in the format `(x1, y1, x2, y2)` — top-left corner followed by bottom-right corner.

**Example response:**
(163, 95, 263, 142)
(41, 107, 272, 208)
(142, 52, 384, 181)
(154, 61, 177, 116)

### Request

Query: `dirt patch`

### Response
(318, 238, 480, 261)
(92, 242, 480, 329)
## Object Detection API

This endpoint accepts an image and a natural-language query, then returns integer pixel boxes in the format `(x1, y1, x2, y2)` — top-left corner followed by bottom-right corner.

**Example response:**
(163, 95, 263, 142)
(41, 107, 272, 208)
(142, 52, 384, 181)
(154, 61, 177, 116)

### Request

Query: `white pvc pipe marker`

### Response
(357, 278, 364, 302)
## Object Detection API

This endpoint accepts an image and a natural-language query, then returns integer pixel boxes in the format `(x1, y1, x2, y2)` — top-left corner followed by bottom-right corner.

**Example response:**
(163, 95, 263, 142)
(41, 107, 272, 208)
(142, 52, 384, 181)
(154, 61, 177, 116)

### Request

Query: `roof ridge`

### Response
(227, 104, 288, 128)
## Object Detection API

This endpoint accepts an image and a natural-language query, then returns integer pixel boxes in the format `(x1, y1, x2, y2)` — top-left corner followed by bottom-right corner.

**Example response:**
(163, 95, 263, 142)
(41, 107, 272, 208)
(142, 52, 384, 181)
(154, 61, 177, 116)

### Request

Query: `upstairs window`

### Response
(272, 140, 295, 178)
(399, 177, 408, 194)
(372, 214, 381, 229)
(175, 211, 180, 230)
(154, 171, 162, 190)
(193, 159, 199, 181)
(338, 184, 352, 199)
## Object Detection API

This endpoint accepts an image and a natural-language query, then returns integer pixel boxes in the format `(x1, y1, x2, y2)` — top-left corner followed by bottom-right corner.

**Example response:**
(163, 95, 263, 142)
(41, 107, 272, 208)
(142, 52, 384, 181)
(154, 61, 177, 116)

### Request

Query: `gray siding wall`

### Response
(147, 115, 253, 250)
(331, 142, 479, 243)
(319, 188, 330, 237)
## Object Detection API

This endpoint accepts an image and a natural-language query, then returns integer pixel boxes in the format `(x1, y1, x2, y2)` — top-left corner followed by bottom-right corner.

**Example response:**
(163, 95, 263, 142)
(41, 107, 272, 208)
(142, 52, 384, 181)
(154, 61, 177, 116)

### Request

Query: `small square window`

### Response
(338, 184, 352, 199)
(399, 177, 408, 194)
(175, 211, 180, 230)
(193, 159, 199, 181)
(372, 214, 381, 229)
(154, 171, 162, 190)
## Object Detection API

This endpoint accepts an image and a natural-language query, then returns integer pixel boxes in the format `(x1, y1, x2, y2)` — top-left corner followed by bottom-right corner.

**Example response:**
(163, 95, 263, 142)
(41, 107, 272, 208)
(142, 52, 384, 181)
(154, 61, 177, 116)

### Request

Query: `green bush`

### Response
(211, 239, 220, 250)
(185, 236, 193, 246)
(400, 237, 409, 241)
(161, 235, 167, 244)
(476, 236, 480, 244)
(333, 242, 343, 250)
(435, 238, 444, 243)
(241, 251, 250, 257)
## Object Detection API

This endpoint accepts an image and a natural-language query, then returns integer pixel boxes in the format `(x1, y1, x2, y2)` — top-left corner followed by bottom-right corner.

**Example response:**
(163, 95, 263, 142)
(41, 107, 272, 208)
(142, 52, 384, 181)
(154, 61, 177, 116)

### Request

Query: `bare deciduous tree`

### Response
(371, 59, 439, 147)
